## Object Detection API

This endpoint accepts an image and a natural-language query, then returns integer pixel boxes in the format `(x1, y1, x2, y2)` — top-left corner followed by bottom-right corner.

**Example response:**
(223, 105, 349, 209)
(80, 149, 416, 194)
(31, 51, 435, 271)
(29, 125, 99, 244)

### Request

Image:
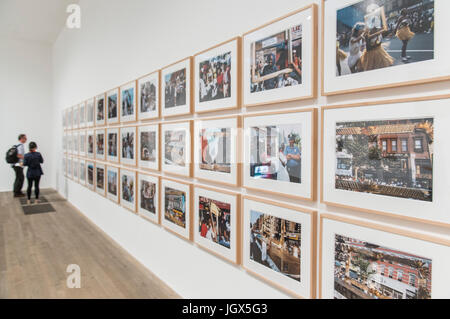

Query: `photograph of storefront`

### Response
(164, 187, 186, 228)
(198, 196, 231, 249)
(199, 128, 231, 173)
(250, 210, 301, 282)
(335, 118, 433, 201)
(334, 235, 432, 299)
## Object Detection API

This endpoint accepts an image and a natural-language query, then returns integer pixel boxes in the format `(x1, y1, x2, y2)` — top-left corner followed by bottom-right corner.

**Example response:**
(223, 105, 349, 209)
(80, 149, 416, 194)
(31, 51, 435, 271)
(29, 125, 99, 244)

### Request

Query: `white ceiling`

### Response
(0, 0, 77, 44)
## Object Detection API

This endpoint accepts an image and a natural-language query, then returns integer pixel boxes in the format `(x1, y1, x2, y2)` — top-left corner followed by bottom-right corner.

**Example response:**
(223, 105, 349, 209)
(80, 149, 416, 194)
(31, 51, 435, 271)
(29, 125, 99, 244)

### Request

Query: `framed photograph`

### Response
(120, 126, 137, 167)
(95, 93, 106, 126)
(138, 124, 159, 171)
(73, 131, 79, 155)
(106, 165, 119, 203)
(66, 132, 72, 155)
(63, 109, 67, 130)
(67, 157, 73, 179)
(120, 81, 137, 123)
(79, 159, 86, 185)
(120, 168, 137, 212)
(138, 71, 160, 120)
(106, 127, 119, 163)
(87, 130, 95, 159)
(86, 98, 95, 127)
(86, 161, 95, 190)
(73, 158, 79, 181)
(107, 88, 119, 125)
(161, 57, 192, 117)
(95, 163, 106, 196)
(323, 0, 450, 95)
(161, 121, 192, 177)
(68, 107, 73, 130)
(79, 102, 86, 128)
(321, 95, 450, 228)
(73, 105, 79, 129)
(161, 178, 192, 240)
(320, 213, 450, 299)
(194, 37, 241, 113)
(63, 133, 67, 153)
(243, 4, 317, 107)
(242, 196, 316, 298)
(194, 186, 240, 264)
(137, 172, 159, 224)
(243, 109, 316, 201)
(95, 129, 106, 161)
(79, 130, 86, 157)
(194, 116, 240, 186)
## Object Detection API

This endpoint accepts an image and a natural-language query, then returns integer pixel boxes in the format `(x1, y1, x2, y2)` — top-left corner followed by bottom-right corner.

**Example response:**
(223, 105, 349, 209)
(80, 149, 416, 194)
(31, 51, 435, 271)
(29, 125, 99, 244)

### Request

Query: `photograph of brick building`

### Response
(335, 118, 433, 201)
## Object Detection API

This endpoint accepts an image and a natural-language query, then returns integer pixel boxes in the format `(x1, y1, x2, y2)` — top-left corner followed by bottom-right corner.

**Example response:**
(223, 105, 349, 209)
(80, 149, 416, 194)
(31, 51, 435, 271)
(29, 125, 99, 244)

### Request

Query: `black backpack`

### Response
(5, 144, 20, 164)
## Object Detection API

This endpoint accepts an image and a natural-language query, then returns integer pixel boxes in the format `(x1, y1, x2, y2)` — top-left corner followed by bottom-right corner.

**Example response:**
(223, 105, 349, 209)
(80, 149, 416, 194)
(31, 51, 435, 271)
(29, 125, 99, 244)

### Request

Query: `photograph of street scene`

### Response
(335, 118, 433, 201)
(250, 124, 302, 183)
(122, 131, 135, 160)
(199, 52, 232, 102)
(165, 130, 186, 167)
(199, 128, 231, 174)
(140, 131, 156, 162)
(250, 24, 302, 93)
(140, 180, 156, 214)
(140, 79, 157, 112)
(96, 167, 104, 190)
(198, 196, 231, 249)
(336, 0, 434, 76)
(164, 68, 187, 108)
(87, 163, 94, 185)
(122, 87, 135, 117)
(108, 93, 118, 119)
(122, 174, 134, 203)
(164, 187, 186, 228)
(96, 133, 104, 156)
(250, 210, 301, 282)
(108, 132, 118, 157)
(108, 170, 117, 196)
(97, 97, 104, 121)
(334, 234, 432, 299)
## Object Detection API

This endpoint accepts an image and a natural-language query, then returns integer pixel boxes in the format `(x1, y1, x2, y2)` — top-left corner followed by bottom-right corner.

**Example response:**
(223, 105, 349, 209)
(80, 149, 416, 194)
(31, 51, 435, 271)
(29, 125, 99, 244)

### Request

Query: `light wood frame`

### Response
(243, 108, 317, 201)
(137, 69, 161, 120)
(137, 171, 160, 226)
(86, 98, 95, 128)
(161, 56, 193, 118)
(241, 195, 317, 299)
(161, 120, 193, 178)
(106, 127, 120, 164)
(193, 36, 242, 114)
(95, 162, 107, 197)
(94, 128, 106, 161)
(319, 213, 450, 299)
(119, 80, 138, 123)
(137, 123, 161, 172)
(106, 164, 120, 204)
(94, 93, 107, 127)
(320, 0, 450, 96)
(320, 94, 450, 228)
(119, 168, 137, 213)
(242, 4, 318, 108)
(106, 88, 120, 125)
(86, 160, 96, 190)
(119, 125, 138, 168)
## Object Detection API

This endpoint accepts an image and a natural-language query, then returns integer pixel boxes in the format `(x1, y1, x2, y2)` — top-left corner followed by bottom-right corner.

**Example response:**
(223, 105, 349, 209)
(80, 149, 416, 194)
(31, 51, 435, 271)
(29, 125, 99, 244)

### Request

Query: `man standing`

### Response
(12, 134, 27, 197)
(284, 134, 301, 183)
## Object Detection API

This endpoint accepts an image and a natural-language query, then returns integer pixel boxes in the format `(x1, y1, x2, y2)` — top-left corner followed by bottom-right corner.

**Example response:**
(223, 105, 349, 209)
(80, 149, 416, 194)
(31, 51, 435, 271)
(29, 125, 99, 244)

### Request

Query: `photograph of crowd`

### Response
(96, 132, 104, 156)
(96, 167, 104, 190)
(122, 87, 135, 117)
(250, 124, 302, 183)
(334, 234, 432, 299)
(140, 79, 157, 112)
(122, 131, 135, 160)
(164, 130, 186, 167)
(250, 24, 303, 93)
(108, 132, 118, 157)
(250, 210, 302, 282)
(199, 52, 232, 102)
(164, 69, 187, 108)
(140, 180, 156, 214)
(140, 131, 157, 162)
(97, 97, 105, 121)
(164, 187, 186, 228)
(108, 93, 118, 119)
(108, 170, 117, 196)
(335, 118, 433, 202)
(87, 163, 94, 185)
(199, 128, 231, 173)
(336, 0, 435, 76)
(198, 196, 231, 249)
(122, 174, 135, 203)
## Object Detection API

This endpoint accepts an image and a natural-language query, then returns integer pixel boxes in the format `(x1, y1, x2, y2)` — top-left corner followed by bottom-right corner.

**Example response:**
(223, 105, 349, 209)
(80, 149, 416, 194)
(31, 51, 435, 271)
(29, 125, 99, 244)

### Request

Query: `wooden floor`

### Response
(0, 189, 179, 299)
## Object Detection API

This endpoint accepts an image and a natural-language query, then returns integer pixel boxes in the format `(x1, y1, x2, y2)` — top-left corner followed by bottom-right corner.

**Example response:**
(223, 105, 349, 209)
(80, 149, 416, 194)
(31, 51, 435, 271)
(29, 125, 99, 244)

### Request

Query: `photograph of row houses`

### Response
(334, 234, 432, 299)
(335, 118, 433, 202)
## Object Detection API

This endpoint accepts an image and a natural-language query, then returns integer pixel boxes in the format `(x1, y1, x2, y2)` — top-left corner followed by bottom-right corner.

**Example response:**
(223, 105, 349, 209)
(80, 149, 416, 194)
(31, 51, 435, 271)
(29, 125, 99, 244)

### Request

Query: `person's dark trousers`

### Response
(402, 40, 408, 58)
(27, 176, 41, 200)
(12, 166, 24, 195)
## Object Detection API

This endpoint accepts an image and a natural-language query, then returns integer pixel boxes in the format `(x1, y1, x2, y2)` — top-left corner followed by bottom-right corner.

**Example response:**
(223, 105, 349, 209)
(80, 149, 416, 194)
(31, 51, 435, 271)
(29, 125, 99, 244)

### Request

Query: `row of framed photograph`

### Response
(62, 0, 450, 128)
(62, 160, 450, 299)
(64, 94, 450, 228)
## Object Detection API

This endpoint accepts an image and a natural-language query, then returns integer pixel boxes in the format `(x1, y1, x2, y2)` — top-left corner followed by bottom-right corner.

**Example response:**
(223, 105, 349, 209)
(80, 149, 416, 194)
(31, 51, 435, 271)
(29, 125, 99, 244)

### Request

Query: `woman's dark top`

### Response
(23, 152, 44, 179)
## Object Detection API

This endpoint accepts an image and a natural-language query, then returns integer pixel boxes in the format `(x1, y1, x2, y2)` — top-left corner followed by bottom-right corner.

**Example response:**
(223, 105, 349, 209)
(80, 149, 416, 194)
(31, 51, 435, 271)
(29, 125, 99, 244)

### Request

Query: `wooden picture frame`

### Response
(86, 130, 95, 159)
(242, 4, 318, 107)
(138, 123, 160, 172)
(86, 160, 96, 190)
(95, 162, 107, 197)
(137, 172, 160, 225)
(95, 93, 106, 127)
(94, 128, 106, 161)
(107, 88, 120, 125)
(241, 195, 317, 299)
(193, 37, 242, 113)
(79, 102, 86, 129)
(137, 70, 160, 120)
(106, 165, 120, 204)
(120, 80, 138, 123)
(86, 98, 95, 128)
(161, 120, 192, 178)
(119, 125, 137, 167)
(106, 127, 120, 163)
(79, 159, 86, 186)
(120, 168, 137, 213)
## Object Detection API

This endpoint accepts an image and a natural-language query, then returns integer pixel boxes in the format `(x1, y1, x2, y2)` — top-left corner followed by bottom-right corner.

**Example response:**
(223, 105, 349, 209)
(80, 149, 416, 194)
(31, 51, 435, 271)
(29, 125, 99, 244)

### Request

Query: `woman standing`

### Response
(23, 142, 44, 205)
(360, 24, 394, 71)
(395, 8, 415, 63)
(348, 22, 366, 73)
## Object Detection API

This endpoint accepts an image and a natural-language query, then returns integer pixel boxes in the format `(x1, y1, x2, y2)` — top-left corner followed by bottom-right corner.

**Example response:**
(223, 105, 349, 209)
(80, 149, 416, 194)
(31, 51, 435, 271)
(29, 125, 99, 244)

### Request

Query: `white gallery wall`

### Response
(51, 0, 450, 298)
(0, 36, 54, 192)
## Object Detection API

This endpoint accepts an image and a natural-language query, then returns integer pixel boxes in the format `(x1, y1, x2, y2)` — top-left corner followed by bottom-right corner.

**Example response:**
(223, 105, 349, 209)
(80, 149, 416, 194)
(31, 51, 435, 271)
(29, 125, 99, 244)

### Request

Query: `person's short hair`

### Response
(29, 142, 37, 150)
(18, 134, 26, 141)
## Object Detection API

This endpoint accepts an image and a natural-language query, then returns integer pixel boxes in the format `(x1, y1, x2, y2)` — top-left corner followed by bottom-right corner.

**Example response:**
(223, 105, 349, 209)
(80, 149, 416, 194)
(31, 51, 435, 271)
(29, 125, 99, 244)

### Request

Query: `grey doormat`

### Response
(19, 196, 49, 205)
(22, 203, 56, 215)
